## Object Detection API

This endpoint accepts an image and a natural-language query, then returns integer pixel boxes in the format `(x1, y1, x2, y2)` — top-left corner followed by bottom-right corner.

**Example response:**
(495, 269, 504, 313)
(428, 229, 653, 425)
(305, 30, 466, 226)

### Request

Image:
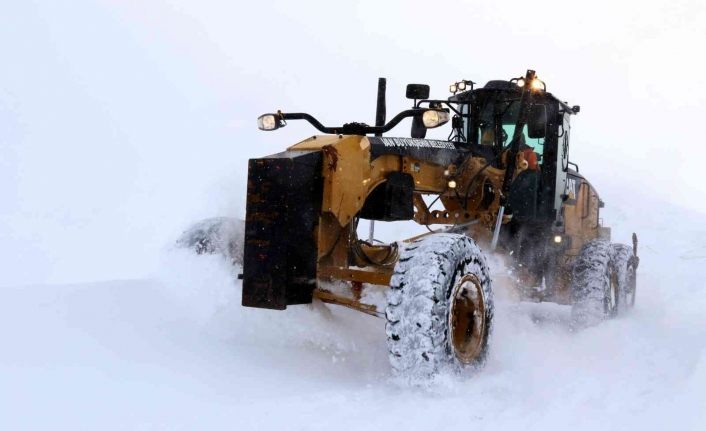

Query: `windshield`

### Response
(469, 95, 546, 165)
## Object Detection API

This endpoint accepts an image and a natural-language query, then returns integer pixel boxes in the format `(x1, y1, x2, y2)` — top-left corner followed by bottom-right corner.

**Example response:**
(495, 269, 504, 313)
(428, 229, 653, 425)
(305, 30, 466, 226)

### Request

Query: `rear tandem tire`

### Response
(385, 233, 494, 378)
(570, 240, 615, 327)
(571, 239, 636, 327)
(610, 243, 638, 311)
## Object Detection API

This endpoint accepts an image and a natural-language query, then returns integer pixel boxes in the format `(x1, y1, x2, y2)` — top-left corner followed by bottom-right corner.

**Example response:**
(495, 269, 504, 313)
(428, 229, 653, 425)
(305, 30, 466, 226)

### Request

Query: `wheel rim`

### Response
(448, 274, 486, 364)
(608, 271, 618, 315)
(627, 267, 637, 307)
(626, 290, 635, 307)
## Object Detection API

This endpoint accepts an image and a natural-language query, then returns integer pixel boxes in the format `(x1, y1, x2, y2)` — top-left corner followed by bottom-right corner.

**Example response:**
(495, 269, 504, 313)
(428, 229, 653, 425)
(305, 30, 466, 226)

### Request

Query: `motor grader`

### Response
(233, 70, 639, 376)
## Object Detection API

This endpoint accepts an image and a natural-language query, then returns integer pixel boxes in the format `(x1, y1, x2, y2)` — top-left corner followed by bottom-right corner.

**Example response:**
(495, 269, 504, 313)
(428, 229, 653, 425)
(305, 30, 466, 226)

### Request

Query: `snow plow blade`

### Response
(241, 150, 322, 310)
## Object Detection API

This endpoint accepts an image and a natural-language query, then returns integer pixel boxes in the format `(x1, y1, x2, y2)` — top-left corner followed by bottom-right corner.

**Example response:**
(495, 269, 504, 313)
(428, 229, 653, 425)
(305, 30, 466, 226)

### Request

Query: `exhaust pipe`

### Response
(369, 78, 387, 243)
(375, 77, 387, 137)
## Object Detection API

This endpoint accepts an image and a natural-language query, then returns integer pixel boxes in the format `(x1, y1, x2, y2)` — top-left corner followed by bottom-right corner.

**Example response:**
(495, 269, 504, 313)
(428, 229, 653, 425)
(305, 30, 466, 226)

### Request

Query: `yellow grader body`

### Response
(235, 70, 638, 375)
(260, 133, 603, 317)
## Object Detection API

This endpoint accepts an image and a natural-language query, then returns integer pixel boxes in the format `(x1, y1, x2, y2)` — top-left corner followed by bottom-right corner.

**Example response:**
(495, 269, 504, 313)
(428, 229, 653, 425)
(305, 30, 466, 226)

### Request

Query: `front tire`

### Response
(385, 233, 494, 378)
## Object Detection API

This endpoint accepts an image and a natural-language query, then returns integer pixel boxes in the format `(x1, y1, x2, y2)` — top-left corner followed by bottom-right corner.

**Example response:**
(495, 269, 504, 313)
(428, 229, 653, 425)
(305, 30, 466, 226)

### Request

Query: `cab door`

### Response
(553, 112, 571, 217)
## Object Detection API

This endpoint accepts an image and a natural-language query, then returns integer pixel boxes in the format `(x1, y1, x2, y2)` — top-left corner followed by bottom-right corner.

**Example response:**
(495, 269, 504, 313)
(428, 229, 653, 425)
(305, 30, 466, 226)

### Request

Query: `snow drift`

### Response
(2, 195, 704, 430)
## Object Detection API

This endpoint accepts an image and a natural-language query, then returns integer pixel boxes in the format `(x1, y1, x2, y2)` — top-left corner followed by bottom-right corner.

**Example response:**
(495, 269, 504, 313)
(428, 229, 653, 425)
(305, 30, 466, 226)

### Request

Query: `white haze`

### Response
(2, 0, 706, 285)
(1, 1, 705, 429)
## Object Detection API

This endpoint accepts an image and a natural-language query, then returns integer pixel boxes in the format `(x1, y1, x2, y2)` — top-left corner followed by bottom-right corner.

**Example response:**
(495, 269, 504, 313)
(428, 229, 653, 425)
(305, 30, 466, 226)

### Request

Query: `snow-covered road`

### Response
(2, 200, 704, 430)
(3, 1, 706, 429)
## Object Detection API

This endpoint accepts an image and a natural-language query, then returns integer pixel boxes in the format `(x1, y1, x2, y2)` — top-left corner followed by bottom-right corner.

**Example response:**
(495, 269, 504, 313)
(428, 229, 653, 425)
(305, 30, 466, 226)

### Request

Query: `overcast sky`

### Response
(1, 0, 705, 285)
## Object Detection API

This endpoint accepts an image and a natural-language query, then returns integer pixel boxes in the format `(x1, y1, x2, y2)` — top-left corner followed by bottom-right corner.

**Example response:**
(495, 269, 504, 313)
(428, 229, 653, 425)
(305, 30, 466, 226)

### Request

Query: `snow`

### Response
(2, 198, 705, 430)
(2, 0, 706, 429)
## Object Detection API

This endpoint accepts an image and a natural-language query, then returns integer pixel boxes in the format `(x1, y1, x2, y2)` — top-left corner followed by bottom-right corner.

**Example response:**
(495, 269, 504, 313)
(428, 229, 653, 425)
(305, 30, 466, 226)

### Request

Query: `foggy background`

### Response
(2, 3, 706, 430)
(2, 0, 705, 286)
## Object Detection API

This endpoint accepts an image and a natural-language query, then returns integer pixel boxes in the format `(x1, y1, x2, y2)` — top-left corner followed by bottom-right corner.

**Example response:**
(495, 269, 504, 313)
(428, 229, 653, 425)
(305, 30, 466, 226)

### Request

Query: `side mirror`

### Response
(528, 104, 547, 139)
(406, 84, 430, 100)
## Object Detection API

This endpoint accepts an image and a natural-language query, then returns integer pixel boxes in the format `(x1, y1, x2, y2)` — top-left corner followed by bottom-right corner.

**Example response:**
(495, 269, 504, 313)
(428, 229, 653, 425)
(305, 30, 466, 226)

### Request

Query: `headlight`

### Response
(257, 113, 281, 131)
(553, 235, 562, 244)
(422, 109, 450, 128)
(449, 84, 457, 93)
(457, 81, 466, 91)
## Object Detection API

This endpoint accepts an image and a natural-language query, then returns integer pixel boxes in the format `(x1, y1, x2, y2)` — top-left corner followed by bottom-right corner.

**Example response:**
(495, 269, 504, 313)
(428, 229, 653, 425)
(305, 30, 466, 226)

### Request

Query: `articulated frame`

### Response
(289, 134, 538, 315)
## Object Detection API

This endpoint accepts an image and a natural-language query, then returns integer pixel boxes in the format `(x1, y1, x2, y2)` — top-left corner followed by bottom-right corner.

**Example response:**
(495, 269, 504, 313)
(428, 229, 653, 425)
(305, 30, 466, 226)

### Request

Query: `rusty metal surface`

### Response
(318, 265, 393, 286)
(313, 289, 383, 317)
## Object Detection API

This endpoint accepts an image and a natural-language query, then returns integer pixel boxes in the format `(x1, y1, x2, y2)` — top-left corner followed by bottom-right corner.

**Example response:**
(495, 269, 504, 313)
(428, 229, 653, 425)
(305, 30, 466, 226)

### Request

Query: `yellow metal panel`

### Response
(288, 135, 345, 150)
(320, 135, 372, 226)
(318, 266, 393, 286)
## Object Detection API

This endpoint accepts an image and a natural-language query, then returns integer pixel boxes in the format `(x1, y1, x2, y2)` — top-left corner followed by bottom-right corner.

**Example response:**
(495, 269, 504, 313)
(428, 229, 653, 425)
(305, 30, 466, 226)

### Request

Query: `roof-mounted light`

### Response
(513, 72, 546, 92)
(449, 80, 474, 94)
(531, 77, 545, 91)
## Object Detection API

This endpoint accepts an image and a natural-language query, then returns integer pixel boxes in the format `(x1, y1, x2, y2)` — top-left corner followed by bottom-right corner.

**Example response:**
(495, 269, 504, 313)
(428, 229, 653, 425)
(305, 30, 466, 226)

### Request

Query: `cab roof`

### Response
(448, 80, 577, 114)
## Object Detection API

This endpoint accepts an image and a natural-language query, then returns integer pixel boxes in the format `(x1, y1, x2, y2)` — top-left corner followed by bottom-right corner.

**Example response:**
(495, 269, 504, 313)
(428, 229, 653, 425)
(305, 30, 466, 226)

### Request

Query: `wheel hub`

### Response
(448, 274, 486, 364)
(608, 271, 618, 314)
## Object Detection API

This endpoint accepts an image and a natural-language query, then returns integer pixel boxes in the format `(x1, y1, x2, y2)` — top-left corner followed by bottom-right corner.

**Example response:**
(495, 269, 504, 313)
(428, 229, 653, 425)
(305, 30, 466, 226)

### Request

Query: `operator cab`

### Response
(449, 75, 581, 285)
(450, 79, 578, 223)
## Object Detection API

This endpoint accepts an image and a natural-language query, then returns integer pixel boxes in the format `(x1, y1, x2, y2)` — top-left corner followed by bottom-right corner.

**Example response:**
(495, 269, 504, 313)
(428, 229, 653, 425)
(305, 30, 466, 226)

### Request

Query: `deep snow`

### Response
(2, 1, 706, 429)
(1, 195, 704, 430)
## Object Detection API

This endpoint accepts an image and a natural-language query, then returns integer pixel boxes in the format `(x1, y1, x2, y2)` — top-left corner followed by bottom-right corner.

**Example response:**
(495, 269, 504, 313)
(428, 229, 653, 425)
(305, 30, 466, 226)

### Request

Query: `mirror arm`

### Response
(279, 113, 338, 134)
(280, 108, 449, 135)
(415, 99, 466, 117)
(377, 109, 421, 133)
(281, 110, 421, 135)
